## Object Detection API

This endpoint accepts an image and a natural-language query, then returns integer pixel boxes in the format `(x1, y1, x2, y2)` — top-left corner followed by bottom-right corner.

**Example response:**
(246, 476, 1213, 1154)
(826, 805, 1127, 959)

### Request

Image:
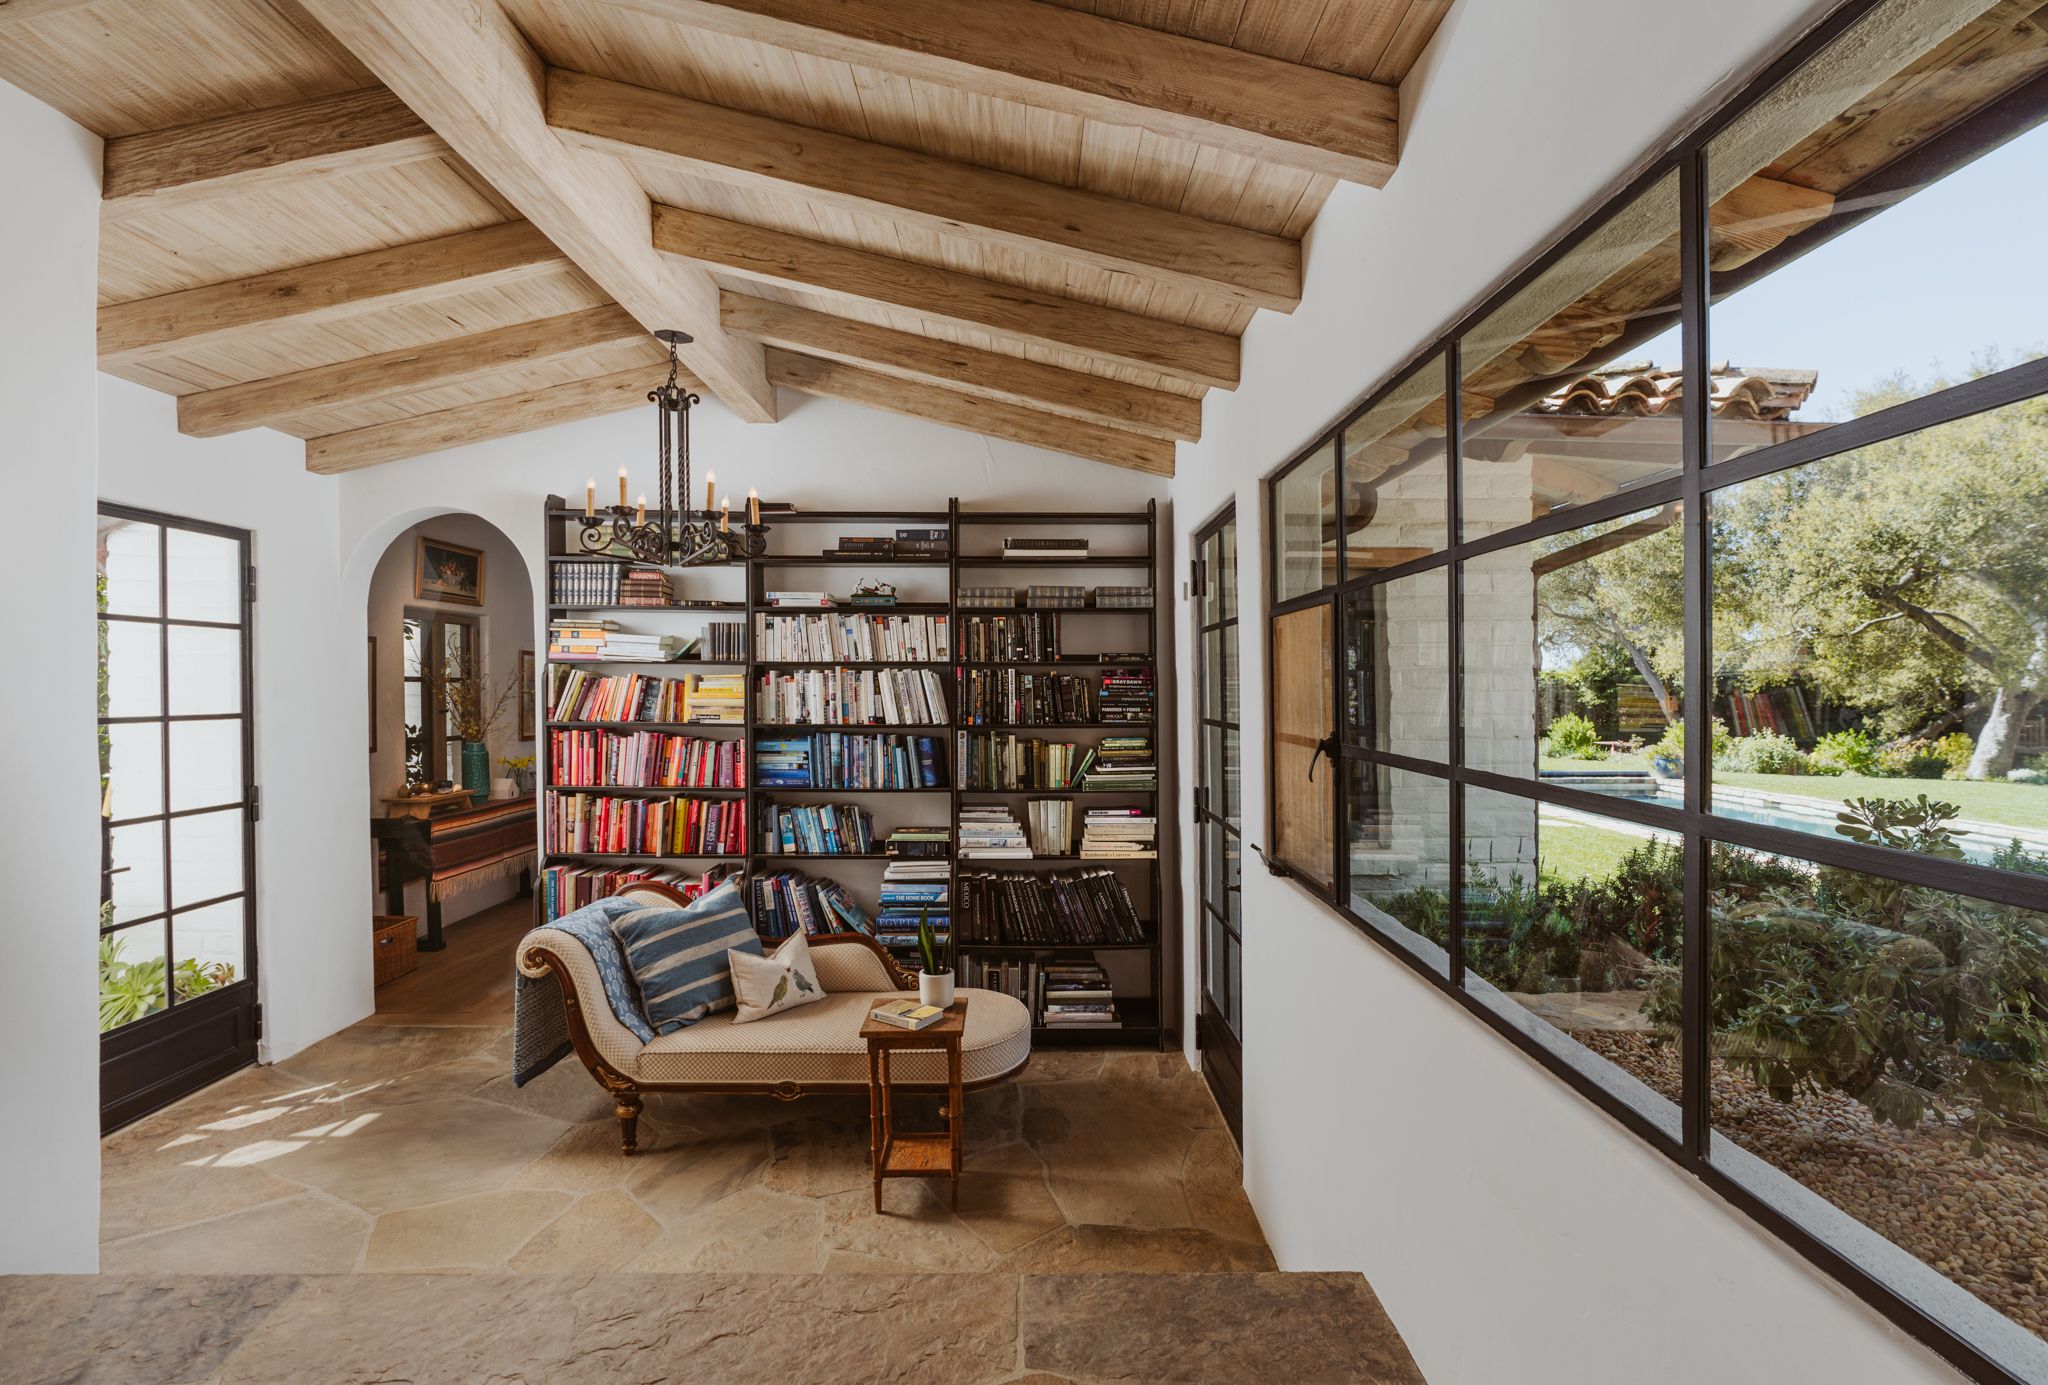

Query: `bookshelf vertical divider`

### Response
(540, 495, 1171, 1050)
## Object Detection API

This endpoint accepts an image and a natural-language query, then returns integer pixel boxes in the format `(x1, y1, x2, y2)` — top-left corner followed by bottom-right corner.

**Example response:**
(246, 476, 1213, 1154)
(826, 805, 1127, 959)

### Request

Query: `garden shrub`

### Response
(1877, 738, 1950, 780)
(1810, 728, 1883, 776)
(1715, 730, 1807, 775)
(1992, 839, 2048, 878)
(1648, 718, 1730, 767)
(1542, 712, 1603, 760)
(1931, 731, 1975, 777)
(2011, 768, 2047, 784)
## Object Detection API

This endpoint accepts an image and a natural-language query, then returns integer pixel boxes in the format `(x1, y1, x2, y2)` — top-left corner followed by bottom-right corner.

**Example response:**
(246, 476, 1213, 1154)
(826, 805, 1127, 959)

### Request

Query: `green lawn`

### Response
(1537, 820, 1653, 886)
(1714, 772, 2048, 832)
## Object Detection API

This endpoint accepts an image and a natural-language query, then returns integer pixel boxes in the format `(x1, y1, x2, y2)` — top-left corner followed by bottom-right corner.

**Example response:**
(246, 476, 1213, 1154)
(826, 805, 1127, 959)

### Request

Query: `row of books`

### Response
(1097, 666, 1153, 725)
(548, 668, 744, 725)
(547, 729, 745, 789)
(552, 561, 640, 606)
(1081, 808, 1156, 859)
(832, 527, 949, 559)
(955, 867, 1148, 945)
(956, 734, 1089, 791)
(958, 669, 1099, 726)
(959, 613, 1065, 663)
(754, 733, 946, 789)
(752, 612, 950, 663)
(755, 667, 949, 726)
(957, 585, 1152, 610)
(1001, 536, 1089, 559)
(1026, 797, 1075, 856)
(761, 802, 874, 856)
(545, 792, 745, 858)
(699, 622, 746, 662)
(754, 870, 871, 940)
(959, 805, 1028, 858)
(539, 862, 696, 922)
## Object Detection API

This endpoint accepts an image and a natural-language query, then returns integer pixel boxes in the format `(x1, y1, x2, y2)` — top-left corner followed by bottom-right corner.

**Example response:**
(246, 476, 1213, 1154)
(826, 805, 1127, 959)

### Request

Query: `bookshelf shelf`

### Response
(542, 495, 1169, 1049)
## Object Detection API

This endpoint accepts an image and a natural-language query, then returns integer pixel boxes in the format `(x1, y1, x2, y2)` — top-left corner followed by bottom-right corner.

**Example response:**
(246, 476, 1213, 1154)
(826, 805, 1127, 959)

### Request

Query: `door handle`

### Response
(1308, 732, 1337, 781)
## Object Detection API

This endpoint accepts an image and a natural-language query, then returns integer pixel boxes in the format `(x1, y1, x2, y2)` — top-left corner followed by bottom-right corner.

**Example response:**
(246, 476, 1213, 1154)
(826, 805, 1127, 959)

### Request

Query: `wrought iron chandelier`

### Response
(578, 329, 769, 565)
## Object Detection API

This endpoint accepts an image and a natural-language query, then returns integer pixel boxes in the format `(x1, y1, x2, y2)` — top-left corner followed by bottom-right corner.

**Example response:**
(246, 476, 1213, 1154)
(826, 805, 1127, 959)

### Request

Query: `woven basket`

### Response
(373, 914, 418, 987)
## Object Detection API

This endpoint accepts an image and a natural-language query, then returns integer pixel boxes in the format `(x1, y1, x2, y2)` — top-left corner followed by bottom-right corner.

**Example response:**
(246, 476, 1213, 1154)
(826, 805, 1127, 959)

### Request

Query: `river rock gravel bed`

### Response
(1578, 1030, 2048, 1340)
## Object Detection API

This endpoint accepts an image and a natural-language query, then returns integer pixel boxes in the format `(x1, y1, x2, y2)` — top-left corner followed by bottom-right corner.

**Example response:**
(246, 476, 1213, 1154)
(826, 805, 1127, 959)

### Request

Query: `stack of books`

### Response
(617, 568, 672, 607)
(684, 673, 745, 725)
(886, 824, 953, 861)
(959, 805, 1030, 858)
(894, 526, 950, 558)
(1026, 797, 1074, 855)
(876, 872, 948, 950)
(956, 733, 1084, 790)
(766, 590, 833, 609)
(548, 729, 744, 789)
(546, 792, 744, 857)
(1081, 808, 1156, 859)
(832, 535, 897, 559)
(548, 620, 687, 662)
(753, 733, 945, 789)
(753, 613, 949, 662)
(548, 668, 689, 723)
(753, 870, 872, 939)
(1081, 737, 1156, 792)
(1093, 584, 1153, 610)
(1004, 537, 1088, 560)
(1097, 666, 1153, 724)
(960, 669, 1097, 726)
(762, 802, 874, 855)
(961, 612, 1062, 662)
(547, 619, 618, 659)
(1024, 584, 1087, 609)
(954, 867, 1148, 944)
(1042, 962, 1119, 1029)
(755, 667, 949, 725)
(552, 560, 624, 605)
(958, 587, 1017, 610)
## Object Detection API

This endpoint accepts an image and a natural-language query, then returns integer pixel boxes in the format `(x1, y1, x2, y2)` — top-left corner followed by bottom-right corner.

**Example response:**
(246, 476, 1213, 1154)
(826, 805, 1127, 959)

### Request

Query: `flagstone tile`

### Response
(0, 1274, 302, 1385)
(99, 1194, 370, 1275)
(508, 1190, 663, 1272)
(363, 1188, 573, 1271)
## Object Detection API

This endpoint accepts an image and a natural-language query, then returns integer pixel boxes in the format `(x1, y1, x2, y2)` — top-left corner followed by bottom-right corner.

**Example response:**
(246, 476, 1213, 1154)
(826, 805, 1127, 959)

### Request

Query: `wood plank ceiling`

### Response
(0, 0, 1456, 474)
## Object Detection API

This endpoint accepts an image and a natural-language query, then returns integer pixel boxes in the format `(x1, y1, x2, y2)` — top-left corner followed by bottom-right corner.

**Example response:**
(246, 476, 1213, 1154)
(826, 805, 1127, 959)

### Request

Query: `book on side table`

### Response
(868, 998, 948, 1030)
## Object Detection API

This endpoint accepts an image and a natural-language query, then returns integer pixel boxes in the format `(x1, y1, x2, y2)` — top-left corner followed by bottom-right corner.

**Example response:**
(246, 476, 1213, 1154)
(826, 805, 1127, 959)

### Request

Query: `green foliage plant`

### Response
(1543, 712, 1604, 760)
(1716, 730, 1808, 775)
(915, 905, 953, 978)
(1810, 728, 1883, 776)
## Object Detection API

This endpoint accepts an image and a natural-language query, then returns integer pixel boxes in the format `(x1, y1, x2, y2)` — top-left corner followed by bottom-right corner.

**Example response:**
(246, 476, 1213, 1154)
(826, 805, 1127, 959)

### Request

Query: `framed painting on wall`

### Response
(518, 649, 536, 741)
(416, 536, 485, 606)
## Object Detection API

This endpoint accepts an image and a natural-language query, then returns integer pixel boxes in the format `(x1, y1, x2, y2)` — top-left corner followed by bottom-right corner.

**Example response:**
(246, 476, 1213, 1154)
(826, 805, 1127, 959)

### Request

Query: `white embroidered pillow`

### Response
(728, 931, 827, 1024)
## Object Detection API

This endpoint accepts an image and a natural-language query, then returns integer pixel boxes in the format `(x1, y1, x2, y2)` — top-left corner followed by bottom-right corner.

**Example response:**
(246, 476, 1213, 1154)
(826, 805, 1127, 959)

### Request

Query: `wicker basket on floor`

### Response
(373, 914, 419, 986)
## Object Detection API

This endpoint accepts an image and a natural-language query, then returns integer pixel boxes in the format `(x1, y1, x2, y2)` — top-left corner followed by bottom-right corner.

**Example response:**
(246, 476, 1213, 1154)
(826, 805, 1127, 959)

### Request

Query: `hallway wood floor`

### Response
(362, 896, 533, 1027)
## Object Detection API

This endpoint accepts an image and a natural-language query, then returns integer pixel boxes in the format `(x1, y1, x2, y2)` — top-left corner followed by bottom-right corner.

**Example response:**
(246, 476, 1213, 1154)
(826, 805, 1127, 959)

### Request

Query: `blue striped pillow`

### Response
(609, 881, 761, 1034)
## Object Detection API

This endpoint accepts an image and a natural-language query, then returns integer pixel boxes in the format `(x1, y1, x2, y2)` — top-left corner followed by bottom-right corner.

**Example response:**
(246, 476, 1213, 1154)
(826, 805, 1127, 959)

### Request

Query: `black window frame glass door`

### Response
(1194, 507, 1243, 1143)
(98, 502, 259, 1132)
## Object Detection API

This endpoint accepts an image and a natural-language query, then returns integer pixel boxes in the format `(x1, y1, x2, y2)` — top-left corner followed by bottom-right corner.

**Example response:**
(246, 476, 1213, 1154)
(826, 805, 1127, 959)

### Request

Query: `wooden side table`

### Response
(859, 997, 968, 1212)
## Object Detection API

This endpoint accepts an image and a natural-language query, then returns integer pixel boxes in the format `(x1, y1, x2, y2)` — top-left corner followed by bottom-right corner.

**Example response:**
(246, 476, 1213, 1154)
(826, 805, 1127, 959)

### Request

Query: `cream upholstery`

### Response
(516, 927, 644, 1077)
(636, 989, 1032, 1086)
(809, 940, 901, 993)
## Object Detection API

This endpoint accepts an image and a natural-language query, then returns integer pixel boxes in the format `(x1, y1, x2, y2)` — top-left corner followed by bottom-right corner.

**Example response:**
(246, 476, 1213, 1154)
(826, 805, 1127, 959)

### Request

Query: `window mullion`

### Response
(1444, 341, 1466, 989)
(1678, 145, 1711, 1163)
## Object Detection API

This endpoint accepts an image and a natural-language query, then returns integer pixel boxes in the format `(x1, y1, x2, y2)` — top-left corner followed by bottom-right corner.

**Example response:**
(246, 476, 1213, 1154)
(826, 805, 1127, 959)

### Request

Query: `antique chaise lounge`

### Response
(516, 881, 1032, 1153)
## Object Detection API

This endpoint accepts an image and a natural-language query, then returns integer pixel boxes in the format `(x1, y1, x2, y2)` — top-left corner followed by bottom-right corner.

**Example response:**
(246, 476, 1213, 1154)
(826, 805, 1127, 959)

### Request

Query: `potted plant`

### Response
(915, 906, 955, 1008)
(501, 754, 535, 795)
(442, 662, 519, 805)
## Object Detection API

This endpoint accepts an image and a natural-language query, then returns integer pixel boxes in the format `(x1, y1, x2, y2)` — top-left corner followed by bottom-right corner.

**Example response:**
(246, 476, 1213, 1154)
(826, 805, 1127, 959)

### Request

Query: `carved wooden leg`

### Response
(615, 1089, 643, 1156)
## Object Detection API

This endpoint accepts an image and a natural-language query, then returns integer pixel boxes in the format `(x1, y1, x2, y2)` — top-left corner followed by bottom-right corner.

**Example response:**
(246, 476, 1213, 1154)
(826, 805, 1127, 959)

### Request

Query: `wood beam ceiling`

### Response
(177, 304, 645, 437)
(101, 87, 447, 221)
(592, 0, 1400, 184)
(766, 350, 1175, 475)
(305, 361, 678, 473)
(654, 206, 1238, 391)
(545, 68, 1300, 311)
(97, 220, 570, 368)
(720, 292, 1199, 441)
(298, 0, 778, 423)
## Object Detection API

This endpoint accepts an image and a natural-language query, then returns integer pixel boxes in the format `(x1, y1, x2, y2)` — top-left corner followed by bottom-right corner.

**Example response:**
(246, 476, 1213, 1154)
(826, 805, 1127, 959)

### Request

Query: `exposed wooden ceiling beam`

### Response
(101, 88, 448, 222)
(721, 292, 1200, 442)
(594, 0, 1399, 184)
(97, 220, 569, 368)
(654, 206, 1237, 391)
(545, 69, 1299, 312)
(299, 0, 777, 423)
(178, 304, 645, 437)
(767, 349, 1174, 475)
(305, 362, 677, 473)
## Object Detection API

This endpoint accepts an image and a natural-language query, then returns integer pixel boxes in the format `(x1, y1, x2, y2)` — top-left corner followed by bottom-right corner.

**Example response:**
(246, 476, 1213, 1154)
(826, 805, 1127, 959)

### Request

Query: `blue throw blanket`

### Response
(512, 897, 657, 1087)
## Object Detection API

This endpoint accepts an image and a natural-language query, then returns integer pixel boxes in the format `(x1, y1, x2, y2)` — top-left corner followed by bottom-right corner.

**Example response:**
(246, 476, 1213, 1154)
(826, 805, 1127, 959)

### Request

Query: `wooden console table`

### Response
(372, 795, 535, 951)
(860, 997, 967, 1212)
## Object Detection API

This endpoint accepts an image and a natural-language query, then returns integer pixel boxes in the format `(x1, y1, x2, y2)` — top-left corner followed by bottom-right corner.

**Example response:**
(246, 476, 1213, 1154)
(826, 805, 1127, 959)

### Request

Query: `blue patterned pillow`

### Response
(545, 895, 658, 1044)
(609, 880, 761, 1034)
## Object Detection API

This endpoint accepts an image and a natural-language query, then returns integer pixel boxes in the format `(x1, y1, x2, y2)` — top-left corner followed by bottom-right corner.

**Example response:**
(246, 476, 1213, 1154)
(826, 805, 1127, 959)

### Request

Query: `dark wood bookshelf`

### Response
(540, 495, 1170, 1048)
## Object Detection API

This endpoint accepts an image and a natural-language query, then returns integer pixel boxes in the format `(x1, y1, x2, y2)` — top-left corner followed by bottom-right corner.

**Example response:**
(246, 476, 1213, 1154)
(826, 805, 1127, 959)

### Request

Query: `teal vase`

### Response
(461, 741, 490, 805)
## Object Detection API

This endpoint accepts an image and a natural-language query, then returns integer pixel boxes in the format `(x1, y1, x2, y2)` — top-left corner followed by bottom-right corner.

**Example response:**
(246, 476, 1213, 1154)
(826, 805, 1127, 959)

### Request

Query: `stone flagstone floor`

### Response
(95, 1021, 1275, 1276)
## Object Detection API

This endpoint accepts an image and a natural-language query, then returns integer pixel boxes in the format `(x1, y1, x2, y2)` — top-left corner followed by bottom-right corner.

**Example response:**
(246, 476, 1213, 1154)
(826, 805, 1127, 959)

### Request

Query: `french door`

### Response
(98, 504, 259, 1131)
(1193, 508, 1243, 1142)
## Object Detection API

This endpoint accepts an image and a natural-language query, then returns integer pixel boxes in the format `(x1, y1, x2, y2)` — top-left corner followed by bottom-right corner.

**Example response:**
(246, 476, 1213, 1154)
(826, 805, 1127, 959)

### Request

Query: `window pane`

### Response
(99, 519, 159, 618)
(1464, 503, 1683, 794)
(402, 617, 425, 677)
(1708, 399, 2048, 871)
(1272, 602, 1335, 888)
(105, 723, 162, 821)
(169, 718, 242, 812)
(171, 898, 245, 993)
(169, 808, 244, 908)
(1344, 569, 1448, 761)
(1200, 531, 1221, 624)
(1219, 521, 1238, 621)
(99, 923, 168, 1032)
(1460, 171, 1685, 529)
(1223, 727, 1241, 831)
(167, 625, 242, 715)
(1274, 439, 1337, 601)
(1220, 622, 1237, 723)
(103, 621, 162, 719)
(164, 527, 240, 622)
(1462, 785, 1681, 1133)
(108, 822, 165, 925)
(1347, 762, 1451, 975)
(1707, 841, 2048, 1365)
(1202, 627, 1222, 720)
(1706, 2, 2048, 465)
(1343, 354, 1449, 570)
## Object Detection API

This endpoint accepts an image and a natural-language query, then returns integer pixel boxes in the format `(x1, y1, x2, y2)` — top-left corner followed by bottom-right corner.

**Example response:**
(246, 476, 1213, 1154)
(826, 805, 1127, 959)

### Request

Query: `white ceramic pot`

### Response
(919, 969, 956, 1008)
(490, 776, 517, 799)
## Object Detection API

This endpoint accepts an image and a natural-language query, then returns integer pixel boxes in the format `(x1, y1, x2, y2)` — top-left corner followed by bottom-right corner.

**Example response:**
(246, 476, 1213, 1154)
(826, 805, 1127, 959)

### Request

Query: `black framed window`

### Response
(402, 611, 476, 786)
(1262, 2, 2048, 1378)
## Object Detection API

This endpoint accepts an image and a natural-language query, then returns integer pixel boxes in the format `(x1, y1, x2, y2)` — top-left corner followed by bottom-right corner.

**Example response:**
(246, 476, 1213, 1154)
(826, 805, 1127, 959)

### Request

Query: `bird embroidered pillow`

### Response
(728, 930, 827, 1024)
